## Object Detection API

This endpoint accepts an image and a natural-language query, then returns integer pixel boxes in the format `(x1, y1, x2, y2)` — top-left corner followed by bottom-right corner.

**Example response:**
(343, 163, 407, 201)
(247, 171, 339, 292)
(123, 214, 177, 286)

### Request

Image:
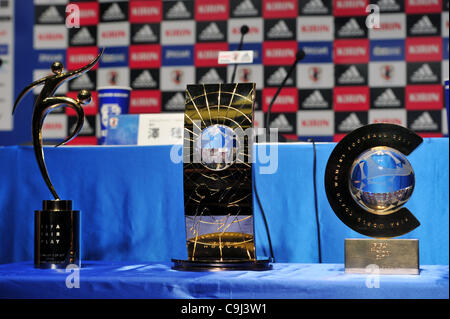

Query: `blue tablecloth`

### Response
(0, 261, 447, 299)
(0, 140, 448, 265)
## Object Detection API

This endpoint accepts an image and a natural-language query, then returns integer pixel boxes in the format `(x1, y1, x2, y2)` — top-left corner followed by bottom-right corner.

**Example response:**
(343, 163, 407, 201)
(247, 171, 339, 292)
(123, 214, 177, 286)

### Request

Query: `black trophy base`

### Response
(171, 258, 273, 272)
(35, 200, 80, 269)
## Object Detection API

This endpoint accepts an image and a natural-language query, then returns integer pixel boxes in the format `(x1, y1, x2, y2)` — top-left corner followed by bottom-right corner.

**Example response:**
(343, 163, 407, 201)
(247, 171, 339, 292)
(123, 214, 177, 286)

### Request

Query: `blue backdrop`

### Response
(0, 140, 448, 265)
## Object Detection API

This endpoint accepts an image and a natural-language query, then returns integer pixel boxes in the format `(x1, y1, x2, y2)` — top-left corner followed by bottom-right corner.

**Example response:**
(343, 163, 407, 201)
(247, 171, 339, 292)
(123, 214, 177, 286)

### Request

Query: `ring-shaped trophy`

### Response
(324, 123, 423, 274)
(13, 50, 103, 269)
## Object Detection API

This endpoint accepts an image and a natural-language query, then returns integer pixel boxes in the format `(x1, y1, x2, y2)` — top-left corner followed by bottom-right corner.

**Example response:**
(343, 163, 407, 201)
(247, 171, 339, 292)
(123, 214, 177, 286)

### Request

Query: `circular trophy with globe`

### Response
(324, 123, 423, 274)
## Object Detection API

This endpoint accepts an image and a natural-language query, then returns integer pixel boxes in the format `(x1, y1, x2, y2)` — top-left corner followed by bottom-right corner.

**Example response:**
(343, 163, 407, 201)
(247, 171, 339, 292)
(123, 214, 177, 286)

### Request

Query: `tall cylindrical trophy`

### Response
(13, 51, 102, 269)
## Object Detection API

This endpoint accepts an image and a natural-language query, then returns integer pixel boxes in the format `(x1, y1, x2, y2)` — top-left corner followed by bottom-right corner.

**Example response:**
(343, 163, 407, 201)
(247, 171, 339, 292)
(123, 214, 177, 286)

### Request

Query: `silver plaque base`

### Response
(345, 238, 419, 275)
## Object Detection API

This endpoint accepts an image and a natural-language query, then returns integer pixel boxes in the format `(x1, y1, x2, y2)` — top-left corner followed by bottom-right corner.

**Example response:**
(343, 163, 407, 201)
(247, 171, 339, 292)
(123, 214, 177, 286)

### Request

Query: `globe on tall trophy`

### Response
(325, 123, 423, 274)
(13, 50, 103, 269)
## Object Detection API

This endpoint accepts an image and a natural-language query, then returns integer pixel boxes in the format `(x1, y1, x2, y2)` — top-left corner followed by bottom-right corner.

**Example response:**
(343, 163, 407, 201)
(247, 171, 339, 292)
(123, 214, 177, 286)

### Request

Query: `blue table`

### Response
(0, 261, 447, 299)
(0, 140, 448, 265)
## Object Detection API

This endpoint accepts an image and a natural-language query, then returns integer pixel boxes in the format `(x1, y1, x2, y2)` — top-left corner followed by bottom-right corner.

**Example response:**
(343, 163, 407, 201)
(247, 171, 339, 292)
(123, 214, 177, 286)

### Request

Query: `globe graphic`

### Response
(196, 124, 238, 171)
(349, 146, 415, 215)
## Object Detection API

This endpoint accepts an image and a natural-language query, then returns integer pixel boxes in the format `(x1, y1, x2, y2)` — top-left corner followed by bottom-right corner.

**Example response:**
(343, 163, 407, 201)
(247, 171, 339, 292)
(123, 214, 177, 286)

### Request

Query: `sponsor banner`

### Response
(333, 133, 348, 141)
(408, 110, 442, 132)
(163, 0, 194, 20)
(130, 68, 160, 91)
(69, 26, 97, 47)
(369, 39, 405, 61)
(369, 61, 406, 87)
(334, 111, 368, 134)
(333, 0, 368, 16)
(195, 0, 229, 21)
(334, 39, 369, 64)
(333, 86, 370, 111)
(407, 14, 441, 37)
(230, 0, 262, 17)
(442, 12, 449, 37)
(194, 42, 228, 67)
(34, 25, 67, 49)
(136, 113, 184, 146)
(298, 135, 334, 142)
(129, 90, 161, 114)
(66, 46, 99, 70)
(97, 67, 129, 87)
(41, 113, 67, 139)
(161, 45, 194, 66)
(298, 41, 333, 63)
(263, 0, 298, 18)
(368, 108, 407, 126)
(228, 18, 263, 43)
(129, 44, 161, 68)
(442, 107, 448, 136)
(369, 0, 404, 12)
(299, 89, 333, 109)
(263, 40, 297, 65)
(33, 69, 67, 94)
(297, 110, 334, 135)
(162, 91, 186, 112)
(264, 18, 296, 41)
(299, 0, 332, 15)
(129, 1, 161, 23)
(407, 62, 441, 84)
(254, 90, 262, 110)
(443, 38, 449, 59)
(405, 0, 442, 14)
(370, 87, 405, 108)
(297, 16, 334, 41)
(99, 1, 128, 23)
(72, 1, 99, 26)
(35, 5, 66, 25)
(406, 36, 443, 61)
(335, 17, 367, 39)
(98, 22, 129, 47)
(196, 66, 227, 84)
(265, 112, 297, 134)
(227, 64, 264, 89)
(297, 63, 334, 88)
(197, 21, 227, 43)
(160, 66, 195, 91)
(443, 60, 449, 80)
(68, 70, 97, 92)
(335, 64, 368, 86)
(262, 87, 298, 112)
(130, 23, 160, 45)
(161, 20, 195, 45)
(65, 136, 99, 146)
(405, 85, 443, 109)
(253, 110, 264, 129)
(228, 43, 262, 64)
(68, 115, 96, 137)
(264, 65, 296, 87)
(368, 13, 406, 39)
(99, 46, 128, 68)
(33, 49, 66, 69)
(66, 91, 98, 116)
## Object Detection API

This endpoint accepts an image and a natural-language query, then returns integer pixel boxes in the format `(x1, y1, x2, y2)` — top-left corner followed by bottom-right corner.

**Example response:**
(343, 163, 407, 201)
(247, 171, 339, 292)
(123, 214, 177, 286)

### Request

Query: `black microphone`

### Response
(265, 49, 306, 141)
(230, 25, 249, 83)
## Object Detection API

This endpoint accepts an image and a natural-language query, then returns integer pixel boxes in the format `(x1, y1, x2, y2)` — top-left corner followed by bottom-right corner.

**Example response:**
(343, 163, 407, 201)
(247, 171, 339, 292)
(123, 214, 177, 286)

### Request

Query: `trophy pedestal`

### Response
(171, 258, 272, 271)
(345, 238, 419, 275)
(35, 200, 80, 269)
